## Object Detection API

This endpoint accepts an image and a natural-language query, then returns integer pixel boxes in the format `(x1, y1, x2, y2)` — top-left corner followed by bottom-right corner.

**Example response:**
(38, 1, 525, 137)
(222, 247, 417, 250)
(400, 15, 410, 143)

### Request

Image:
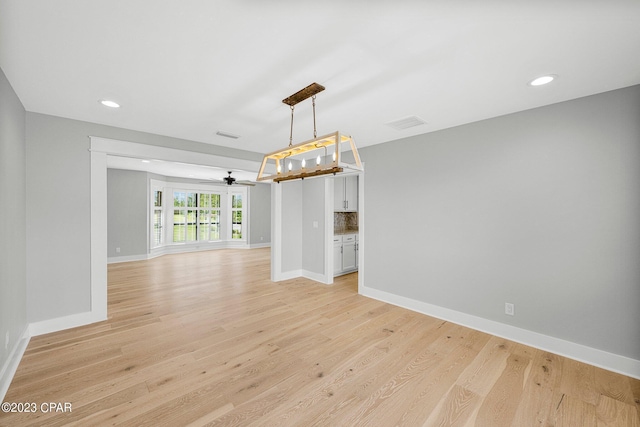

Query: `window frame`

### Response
(230, 189, 246, 240)
(151, 186, 164, 248)
(150, 179, 248, 249)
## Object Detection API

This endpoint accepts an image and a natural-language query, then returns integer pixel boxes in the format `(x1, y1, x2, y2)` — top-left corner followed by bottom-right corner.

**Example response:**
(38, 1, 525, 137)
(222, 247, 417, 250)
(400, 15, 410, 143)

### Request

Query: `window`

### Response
(172, 190, 232, 243)
(198, 193, 221, 241)
(173, 191, 188, 242)
(173, 191, 202, 243)
(231, 193, 243, 239)
(152, 189, 163, 247)
(151, 180, 247, 248)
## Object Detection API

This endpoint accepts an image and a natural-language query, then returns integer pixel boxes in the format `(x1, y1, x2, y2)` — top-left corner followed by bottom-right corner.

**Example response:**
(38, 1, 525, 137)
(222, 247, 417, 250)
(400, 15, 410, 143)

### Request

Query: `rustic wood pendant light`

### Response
(256, 83, 363, 183)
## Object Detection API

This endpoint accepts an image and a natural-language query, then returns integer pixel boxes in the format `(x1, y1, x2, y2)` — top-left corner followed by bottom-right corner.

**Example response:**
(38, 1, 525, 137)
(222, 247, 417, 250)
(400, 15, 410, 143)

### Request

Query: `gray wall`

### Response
(25, 112, 264, 323)
(302, 178, 326, 275)
(280, 181, 303, 273)
(106, 171, 272, 257)
(249, 183, 271, 245)
(107, 169, 149, 258)
(360, 85, 640, 360)
(276, 178, 328, 276)
(0, 68, 27, 373)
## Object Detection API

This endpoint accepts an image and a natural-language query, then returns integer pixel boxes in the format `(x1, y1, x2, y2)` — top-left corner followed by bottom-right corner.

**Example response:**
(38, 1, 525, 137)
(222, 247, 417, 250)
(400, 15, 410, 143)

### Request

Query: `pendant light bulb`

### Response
(316, 155, 321, 166)
(288, 161, 292, 171)
(301, 158, 306, 169)
(332, 151, 336, 162)
(277, 164, 282, 174)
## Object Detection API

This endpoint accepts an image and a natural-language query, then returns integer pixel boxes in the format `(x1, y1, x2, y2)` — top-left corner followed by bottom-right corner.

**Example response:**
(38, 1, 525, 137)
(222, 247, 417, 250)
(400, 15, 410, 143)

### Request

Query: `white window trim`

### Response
(150, 183, 164, 249)
(150, 179, 248, 250)
(229, 188, 248, 241)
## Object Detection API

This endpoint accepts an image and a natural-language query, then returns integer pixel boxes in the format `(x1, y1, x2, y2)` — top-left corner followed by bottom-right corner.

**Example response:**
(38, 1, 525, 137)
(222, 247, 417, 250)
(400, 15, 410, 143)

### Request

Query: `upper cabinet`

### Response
(334, 175, 358, 212)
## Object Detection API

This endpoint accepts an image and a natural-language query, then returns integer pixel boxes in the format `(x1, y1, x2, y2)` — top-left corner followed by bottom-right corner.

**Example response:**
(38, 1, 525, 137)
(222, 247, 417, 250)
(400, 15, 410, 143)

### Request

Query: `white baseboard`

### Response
(109, 242, 261, 264)
(273, 269, 302, 282)
(249, 242, 271, 249)
(302, 270, 332, 285)
(29, 310, 105, 337)
(272, 269, 332, 285)
(361, 286, 640, 380)
(0, 326, 30, 402)
(107, 253, 149, 264)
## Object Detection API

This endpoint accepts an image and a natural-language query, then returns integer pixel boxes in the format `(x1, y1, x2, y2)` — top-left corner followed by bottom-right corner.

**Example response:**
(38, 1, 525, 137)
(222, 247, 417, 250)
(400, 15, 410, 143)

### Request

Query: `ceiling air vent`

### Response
(216, 131, 240, 139)
(385, 115, 427, 131)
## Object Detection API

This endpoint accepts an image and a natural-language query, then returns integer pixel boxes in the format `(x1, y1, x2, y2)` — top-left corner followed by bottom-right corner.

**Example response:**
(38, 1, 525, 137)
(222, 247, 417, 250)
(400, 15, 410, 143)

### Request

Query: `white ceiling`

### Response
(106, 155, 259, 184)
(2, 1, 640, 179)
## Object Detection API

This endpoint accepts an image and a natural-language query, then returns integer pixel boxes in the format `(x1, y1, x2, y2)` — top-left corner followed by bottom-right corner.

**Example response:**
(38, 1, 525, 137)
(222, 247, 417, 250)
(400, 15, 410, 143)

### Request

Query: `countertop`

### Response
(334, 229, 359, 235)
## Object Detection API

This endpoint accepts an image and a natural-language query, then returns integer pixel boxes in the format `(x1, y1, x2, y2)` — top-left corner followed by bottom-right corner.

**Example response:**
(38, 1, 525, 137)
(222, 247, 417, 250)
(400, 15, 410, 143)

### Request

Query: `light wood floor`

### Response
(4, 248, 640, 426)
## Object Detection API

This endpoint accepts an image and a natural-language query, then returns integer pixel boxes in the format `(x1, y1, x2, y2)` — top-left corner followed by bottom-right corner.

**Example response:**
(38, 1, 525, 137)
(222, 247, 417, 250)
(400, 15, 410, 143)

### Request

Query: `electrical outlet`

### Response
(505, 302, 515, 316)
(115, 247, 121, 253)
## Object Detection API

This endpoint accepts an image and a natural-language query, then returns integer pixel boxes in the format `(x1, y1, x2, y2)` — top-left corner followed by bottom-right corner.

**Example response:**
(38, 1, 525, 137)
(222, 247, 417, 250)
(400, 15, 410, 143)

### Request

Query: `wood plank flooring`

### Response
(3, 248, 639, 426)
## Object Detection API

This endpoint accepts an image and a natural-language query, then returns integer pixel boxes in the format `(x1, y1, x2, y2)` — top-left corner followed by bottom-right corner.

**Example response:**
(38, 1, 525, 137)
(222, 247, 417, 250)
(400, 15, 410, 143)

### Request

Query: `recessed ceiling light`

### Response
(528, 75, 557, 87)
(99, 99, 120, 108)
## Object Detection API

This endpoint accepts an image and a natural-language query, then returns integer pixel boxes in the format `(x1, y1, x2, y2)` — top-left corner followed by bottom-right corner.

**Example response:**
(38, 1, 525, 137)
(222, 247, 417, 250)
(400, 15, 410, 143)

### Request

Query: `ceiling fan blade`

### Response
(200, 173, 255, 186)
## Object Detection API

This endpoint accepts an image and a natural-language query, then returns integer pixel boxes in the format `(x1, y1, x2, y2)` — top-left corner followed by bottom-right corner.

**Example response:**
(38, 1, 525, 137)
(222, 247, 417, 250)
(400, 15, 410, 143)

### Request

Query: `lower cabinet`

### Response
(334, 234, 358, 276)
(333, 238, 343, 276)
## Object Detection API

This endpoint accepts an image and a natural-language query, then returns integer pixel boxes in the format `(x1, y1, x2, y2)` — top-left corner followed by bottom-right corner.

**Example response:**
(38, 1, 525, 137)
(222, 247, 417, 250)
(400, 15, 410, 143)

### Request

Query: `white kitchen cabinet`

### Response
(334, 175, 358, 212)
(344, 175, 358, 211)
(355, 234, 359, 269)
(342, 241, 357, 271)
(334, 233, 358, 276)
(333, 236, 343, 276)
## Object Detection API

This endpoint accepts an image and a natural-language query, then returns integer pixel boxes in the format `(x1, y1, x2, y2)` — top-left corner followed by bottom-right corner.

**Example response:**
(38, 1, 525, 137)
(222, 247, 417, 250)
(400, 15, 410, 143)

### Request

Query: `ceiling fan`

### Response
(219, 171, 255, 186)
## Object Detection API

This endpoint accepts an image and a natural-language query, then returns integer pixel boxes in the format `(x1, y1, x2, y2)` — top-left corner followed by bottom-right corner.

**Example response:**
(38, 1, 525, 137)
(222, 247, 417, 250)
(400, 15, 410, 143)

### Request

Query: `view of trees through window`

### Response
(151, 181, 246, 247)
(173, 191, 223, 243)
(231, 194, 242, 239)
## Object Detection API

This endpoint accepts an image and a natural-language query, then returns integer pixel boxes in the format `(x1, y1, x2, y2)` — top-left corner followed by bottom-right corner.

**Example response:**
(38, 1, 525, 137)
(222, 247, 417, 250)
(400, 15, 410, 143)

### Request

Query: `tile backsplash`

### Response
(334, 212, 358, 233)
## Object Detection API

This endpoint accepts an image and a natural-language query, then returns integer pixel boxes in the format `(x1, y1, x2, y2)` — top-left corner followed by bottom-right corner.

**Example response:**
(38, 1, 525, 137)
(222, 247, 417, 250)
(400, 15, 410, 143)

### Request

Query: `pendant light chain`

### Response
(312, 95, 317, 138)
(288, 105, 295, 147)
(287, 89, 319, 147)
